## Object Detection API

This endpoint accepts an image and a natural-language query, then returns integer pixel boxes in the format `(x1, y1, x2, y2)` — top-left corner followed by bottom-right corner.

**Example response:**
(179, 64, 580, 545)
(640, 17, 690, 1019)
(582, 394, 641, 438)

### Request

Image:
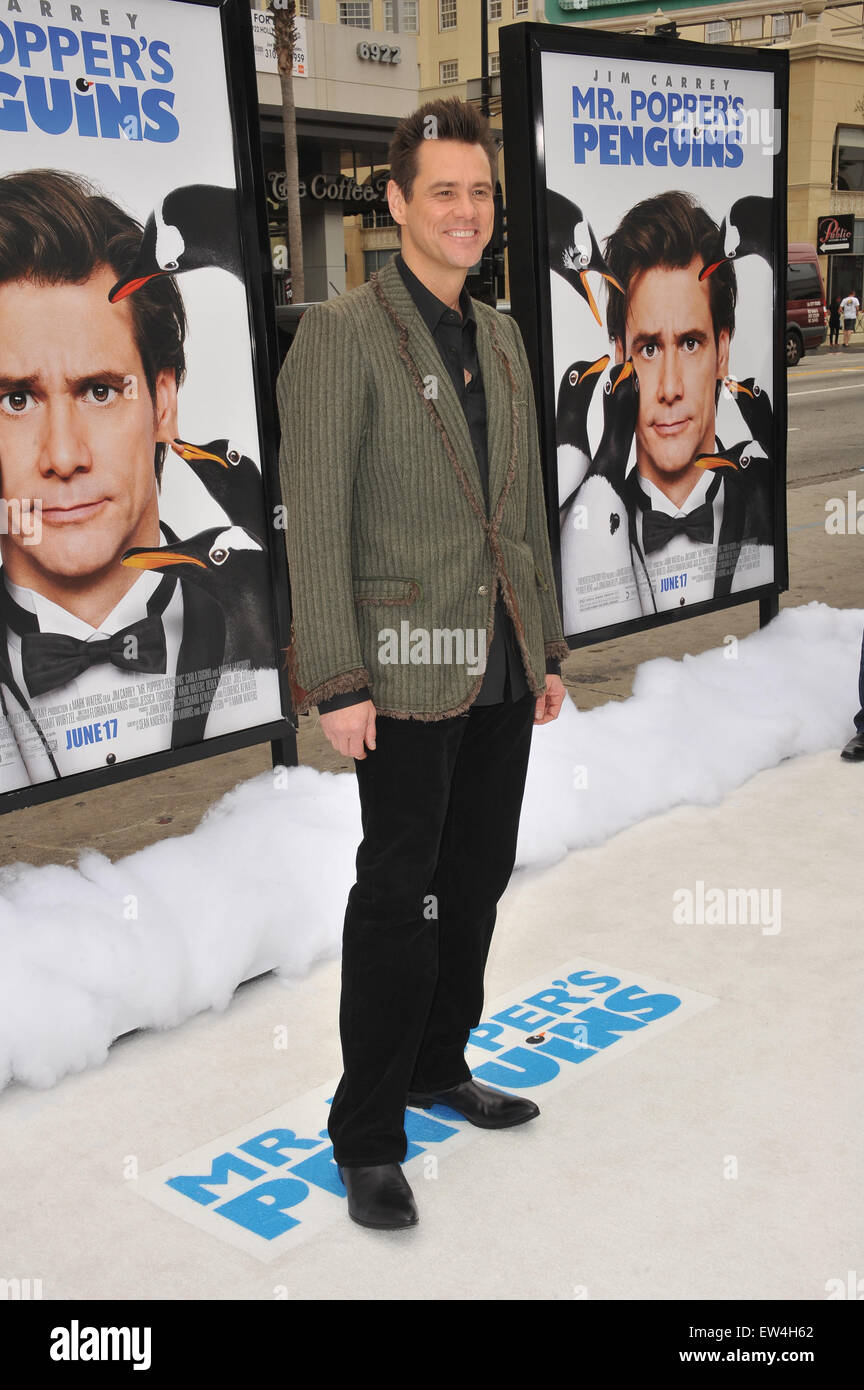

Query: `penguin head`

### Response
(548, 191, 623, 325)
(606, 357, 638, 400)
(121, 525, 265, 584)
(724, 215, 741, 260)
(108, 210, 184, 302)
(171, 438, 253, 471)
(556, 356, 611, 454)
(694, 439, 757, 472)
(560, 224, 623, 325)
(108, 186, 238, 302)
(561, 222, 592, 275)
(557, 355, 609, 412)
(699, 218, 731, 281)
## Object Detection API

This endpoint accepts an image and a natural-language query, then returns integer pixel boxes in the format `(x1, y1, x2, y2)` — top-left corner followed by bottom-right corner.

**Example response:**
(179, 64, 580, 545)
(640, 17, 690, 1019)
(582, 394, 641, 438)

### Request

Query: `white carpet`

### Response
(1, 747, 860, 1298)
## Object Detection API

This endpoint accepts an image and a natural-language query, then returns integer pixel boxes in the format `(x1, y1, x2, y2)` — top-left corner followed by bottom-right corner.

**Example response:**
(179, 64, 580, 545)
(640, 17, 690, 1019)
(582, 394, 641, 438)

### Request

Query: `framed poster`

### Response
(0, 0, 294, 813)
(500, 24, 789, 647)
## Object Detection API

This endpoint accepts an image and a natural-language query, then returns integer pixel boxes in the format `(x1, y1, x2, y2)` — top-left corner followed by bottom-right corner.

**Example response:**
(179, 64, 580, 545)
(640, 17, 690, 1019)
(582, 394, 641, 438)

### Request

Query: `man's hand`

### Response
(318, 700, 377, 759)
(534, 673, 566, 725)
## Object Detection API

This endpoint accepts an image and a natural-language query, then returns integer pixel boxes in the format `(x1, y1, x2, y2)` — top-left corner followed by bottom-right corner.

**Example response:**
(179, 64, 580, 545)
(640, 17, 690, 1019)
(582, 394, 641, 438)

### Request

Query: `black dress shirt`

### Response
(317, 254, 560, 714)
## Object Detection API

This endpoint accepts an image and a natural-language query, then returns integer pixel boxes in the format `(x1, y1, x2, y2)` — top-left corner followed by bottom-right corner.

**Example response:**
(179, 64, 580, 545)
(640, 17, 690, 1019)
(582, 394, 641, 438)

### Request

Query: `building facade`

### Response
(252, 0, 864, 304)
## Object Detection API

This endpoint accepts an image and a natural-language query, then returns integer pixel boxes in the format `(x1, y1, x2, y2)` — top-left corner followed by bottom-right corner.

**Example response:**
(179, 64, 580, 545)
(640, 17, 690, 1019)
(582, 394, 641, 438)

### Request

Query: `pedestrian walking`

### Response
(829, 295, 841, 349)
(840, 291, 860, 347)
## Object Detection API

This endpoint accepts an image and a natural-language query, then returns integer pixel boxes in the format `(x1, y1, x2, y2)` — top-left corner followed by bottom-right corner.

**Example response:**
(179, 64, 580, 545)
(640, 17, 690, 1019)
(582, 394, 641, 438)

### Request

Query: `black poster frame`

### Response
(0, 0, 296, 817)
(500, 22, 789, 651)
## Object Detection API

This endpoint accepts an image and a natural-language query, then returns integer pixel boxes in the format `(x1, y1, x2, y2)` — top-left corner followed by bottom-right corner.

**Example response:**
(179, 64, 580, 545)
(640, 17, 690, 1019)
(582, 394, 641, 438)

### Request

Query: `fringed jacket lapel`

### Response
(476, 310, 519, 524)
(372, 258, 514, 524)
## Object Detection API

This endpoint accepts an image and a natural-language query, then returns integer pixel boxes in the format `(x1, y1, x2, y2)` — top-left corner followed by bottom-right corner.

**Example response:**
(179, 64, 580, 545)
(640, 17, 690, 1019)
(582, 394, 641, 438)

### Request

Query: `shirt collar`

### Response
(629, 438, 723, 516)
(394, 252, 475, 336)
(638, 467, 714, 518)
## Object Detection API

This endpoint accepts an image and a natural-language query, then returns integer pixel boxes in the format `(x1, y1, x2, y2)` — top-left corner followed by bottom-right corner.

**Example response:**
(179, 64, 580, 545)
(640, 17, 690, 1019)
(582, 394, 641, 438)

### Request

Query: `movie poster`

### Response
(0, 0, 286, 799)
(501, 28, 787, 643)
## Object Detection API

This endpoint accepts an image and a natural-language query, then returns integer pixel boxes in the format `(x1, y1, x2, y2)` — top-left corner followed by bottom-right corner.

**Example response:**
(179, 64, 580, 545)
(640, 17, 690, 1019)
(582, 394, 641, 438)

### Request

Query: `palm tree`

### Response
(268, 0, 305, 303)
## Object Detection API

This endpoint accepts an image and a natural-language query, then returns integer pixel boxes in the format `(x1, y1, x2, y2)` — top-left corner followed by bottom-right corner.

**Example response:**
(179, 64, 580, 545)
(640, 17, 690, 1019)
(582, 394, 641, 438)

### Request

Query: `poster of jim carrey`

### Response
(503, 28, 787, 643)
(0, 0, 285, 798)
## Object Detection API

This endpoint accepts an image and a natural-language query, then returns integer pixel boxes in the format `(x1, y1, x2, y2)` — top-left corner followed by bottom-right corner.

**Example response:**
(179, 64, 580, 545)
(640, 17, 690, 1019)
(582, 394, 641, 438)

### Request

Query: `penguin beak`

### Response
(612, 359, 634, 393)
(695, 453, 738, 471)
(583, 355, 610, 379)
(599, 269, 624, 293)
(109, 272, 167, 303)
(578, 271, 602, 326)
(728, 382, 755, 399)
(698, 258, 728, 282)
(122, 549, 208, 570)
(171, 440, 230, 467)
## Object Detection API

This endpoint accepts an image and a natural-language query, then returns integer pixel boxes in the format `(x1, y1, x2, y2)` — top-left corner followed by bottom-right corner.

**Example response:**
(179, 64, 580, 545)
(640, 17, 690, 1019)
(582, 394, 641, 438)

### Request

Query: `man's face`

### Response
(0, 266, 177, 590)
(616, 256, 730, 493)
(387, 138, 495, 280)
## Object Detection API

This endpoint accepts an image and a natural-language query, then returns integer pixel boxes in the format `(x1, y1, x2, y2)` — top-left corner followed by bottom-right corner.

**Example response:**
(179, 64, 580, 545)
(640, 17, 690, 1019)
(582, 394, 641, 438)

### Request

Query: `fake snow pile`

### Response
(0, 601, 859, 1091)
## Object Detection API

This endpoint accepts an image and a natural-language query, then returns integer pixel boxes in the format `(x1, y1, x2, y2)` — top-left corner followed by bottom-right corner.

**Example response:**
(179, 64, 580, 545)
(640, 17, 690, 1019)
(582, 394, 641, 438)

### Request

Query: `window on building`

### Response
(739, 16, 763, 40)
(361, 207, 396, 228)
(488, 0, 503, 19)
(439, 0, 457, 31)
(771, 13, 791, 36)
(835, 126, 864, 191)
(705, 20, 732, 42)
(440, 59, 459, 84)
(514, 0, 529, 14)
(297, 0, 309, 16)
(339, 2, 371, 28)
(489, 52, 500, 75)
(364, 249, 394, 279)
(384, 0, 419, 30)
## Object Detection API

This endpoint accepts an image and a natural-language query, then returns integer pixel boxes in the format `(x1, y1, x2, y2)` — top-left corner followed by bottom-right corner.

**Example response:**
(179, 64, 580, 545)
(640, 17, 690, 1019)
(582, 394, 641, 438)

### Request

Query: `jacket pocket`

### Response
(352, 576, 422, 606)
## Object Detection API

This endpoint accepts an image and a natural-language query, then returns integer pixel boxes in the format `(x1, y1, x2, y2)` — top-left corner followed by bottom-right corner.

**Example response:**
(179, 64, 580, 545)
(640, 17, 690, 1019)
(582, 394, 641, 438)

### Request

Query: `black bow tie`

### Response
(642, 500, 715, 556)
(20, 615, 168, 698)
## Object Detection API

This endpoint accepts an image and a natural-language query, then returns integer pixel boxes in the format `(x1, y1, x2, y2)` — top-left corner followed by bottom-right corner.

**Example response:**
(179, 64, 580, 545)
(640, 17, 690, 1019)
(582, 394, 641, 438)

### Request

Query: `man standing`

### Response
(840, 290, 860, 348)
(276, 99, 569, 1230)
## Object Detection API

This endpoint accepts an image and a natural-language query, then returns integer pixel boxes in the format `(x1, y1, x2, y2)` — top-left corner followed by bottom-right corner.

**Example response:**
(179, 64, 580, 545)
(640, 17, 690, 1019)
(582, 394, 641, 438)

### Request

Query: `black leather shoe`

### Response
(336, 1162, 418, 1230)
(841, 732, 864, 761)
(406, 1078, 540, 1129)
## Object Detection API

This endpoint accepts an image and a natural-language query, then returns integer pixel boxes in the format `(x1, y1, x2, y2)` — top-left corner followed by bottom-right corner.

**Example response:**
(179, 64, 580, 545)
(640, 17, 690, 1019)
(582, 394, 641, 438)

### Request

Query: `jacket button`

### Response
(478, 584, 488, 595)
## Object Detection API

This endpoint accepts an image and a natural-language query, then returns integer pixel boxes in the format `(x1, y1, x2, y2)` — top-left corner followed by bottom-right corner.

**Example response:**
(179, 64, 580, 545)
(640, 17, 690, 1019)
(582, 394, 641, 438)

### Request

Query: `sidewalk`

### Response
(809, 340, 864, 356)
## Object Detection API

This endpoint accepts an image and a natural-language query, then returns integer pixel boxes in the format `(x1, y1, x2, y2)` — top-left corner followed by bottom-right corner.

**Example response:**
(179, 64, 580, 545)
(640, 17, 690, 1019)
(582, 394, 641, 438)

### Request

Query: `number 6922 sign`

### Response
(357, 41, 401, 64)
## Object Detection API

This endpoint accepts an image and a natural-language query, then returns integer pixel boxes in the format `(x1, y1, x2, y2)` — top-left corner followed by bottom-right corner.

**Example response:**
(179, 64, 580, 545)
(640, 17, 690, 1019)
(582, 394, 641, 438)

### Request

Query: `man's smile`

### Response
(39, 498, 110, 523)
(650, 418, 691, 436)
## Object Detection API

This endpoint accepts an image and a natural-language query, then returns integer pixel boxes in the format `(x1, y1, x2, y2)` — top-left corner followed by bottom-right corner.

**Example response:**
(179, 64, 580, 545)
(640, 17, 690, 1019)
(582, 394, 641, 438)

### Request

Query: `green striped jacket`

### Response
(275, 253, 570, 720)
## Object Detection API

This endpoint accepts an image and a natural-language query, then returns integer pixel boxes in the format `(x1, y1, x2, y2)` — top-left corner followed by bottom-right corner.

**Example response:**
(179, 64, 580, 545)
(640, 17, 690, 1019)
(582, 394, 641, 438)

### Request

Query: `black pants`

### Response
(854, 627, 864, 735)
(328, 685, 537, 1167)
